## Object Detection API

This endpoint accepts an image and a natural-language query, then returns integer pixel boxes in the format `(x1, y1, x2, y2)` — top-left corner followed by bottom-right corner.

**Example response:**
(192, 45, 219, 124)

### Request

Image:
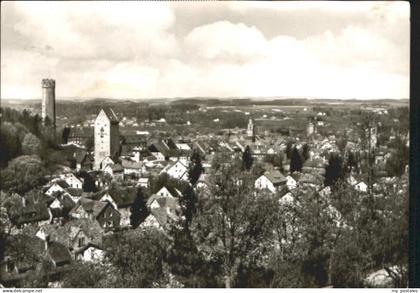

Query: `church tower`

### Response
(42, 79, 56, 128)
(94, 108, 120, 170)
(247, 118, 254, 137)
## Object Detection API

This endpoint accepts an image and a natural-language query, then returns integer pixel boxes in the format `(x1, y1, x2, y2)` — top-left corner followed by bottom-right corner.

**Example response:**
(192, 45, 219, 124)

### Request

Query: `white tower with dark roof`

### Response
(94, 108, 120, 170)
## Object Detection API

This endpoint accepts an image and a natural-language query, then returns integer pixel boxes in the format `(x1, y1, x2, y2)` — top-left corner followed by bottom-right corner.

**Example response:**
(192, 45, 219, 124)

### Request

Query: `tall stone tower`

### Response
(307, 122, 314, 137)
(94, 108, 120, 170)
(42, 79, 56, 128)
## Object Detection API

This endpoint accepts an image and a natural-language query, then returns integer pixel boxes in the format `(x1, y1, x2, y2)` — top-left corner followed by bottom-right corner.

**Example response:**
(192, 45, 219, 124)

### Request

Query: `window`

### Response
(78, 237, 85, 247)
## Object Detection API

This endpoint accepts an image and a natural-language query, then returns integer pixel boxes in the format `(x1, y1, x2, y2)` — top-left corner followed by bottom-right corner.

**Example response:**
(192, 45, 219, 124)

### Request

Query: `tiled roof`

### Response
(121, 159, 142, 169)
(75, 198, 109, 218)
(16, 202, 50, 225)
(264, 170, 287, 185)
(48, 241, 72, 266)
(102, 107, 119, 123)
(111, 163, 124, 172)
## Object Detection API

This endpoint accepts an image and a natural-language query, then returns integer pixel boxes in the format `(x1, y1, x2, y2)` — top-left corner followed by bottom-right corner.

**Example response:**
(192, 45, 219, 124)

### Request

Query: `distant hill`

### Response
(1, 96, 408, 110)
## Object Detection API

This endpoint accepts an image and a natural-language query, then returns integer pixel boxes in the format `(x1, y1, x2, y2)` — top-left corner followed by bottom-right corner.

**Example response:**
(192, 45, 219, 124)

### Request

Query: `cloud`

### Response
(1, 1, 409, 100)
(185, 21, 266, 62)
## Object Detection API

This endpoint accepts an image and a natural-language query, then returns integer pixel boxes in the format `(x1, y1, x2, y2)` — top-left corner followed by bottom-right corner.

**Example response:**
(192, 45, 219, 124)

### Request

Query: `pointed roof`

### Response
(101, 108, 119, 123)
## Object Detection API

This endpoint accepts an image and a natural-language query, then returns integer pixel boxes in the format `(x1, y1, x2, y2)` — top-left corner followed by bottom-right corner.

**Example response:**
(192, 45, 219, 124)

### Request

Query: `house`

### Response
(60, 173, 83, 189)
(141, 195, 181, 230)
(279, 192, 296, 206)
(48, 193, 76, 224)
(12, 202, 52, 228)
(354, 181, 368, 193)
(69, 198, 120, 229)
(148, 141, 170, 158)
(104, 163, 124, 180)
(108, 187, 138, 227)
(151, 152, 165, 161)
(255, 170, 287, 193)
(176, 143, 191, 152)
(298, 173, 323, 188)
(75, 244, 106, 264)
(35, 224, 92, 254)
(155, 186, 183, 198)
(121, 158, 143, 177)
(161, 160, 189, 181)
(286, 175, 297, 190)
(46, 240, 73, 268)
(74, 150, 94, 171)
(138, 177, 150, 188)
(45, 182, 67, 196)
(101, 156, 115, 170)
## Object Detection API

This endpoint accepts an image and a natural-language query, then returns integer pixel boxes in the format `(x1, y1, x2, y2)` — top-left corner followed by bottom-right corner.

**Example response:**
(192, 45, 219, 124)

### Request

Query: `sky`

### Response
(1, 1, 410, 100)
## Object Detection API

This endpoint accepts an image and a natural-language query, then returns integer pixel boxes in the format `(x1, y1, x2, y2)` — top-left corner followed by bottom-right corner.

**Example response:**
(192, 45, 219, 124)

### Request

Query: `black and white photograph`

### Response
(0, 1, 412, 289)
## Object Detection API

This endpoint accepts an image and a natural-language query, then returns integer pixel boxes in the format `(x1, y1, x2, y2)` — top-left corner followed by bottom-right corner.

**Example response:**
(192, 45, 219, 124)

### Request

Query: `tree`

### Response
(286, 141, 293, 159)
(337, 135, 348, 155)
(130, 187, 149, 228)
(0, 122, 20, 167)
(107, 228, 169, 287)
(191, 159, 278, 287)
(242, 145, 253, 171)
(301, 144, 310, 162)
(84, 136, 94, 152)
(264, 153, 284, 172)
(0, 155, 46, 194)
(290, 147, 303, 173)
(188, 148, 204, 185)
(21, 133, 41, 155)
(81, 172, 97, 192)
(345, 151, 358, 174)
(324, 153, 344, 187)
(166, 225, 219, 287)
(385, 136, 408, 177)
(62, 262, 109, 287)
(62, 126, 71, 144)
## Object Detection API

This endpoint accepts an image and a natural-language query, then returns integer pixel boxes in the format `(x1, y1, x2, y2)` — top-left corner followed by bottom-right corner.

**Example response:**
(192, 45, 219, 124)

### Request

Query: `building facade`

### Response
(94, 108, 120, 170)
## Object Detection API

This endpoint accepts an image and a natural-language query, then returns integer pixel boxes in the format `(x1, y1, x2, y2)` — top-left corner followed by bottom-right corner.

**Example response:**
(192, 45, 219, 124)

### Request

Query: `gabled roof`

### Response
(101, 108, 119, 123)
(64, 218, 103, 244)
(55, 180, 70, 189)
(15, 202, 50, 225)
(111, 163, 124, 172)
(299, 173, 322, 185)
(73, 198, 110, 218)
(149, 141, 170, 154)
(263, 170, 287, 185)
(48, 241, 72, 266)
(145, 196, 181, 227)
(146, 194, 180, 210)
(121, 158, 142, 169)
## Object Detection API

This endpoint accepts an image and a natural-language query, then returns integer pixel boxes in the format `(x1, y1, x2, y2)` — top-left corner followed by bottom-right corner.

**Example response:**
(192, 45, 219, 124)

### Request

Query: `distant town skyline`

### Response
(1, 1, 410, 100)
